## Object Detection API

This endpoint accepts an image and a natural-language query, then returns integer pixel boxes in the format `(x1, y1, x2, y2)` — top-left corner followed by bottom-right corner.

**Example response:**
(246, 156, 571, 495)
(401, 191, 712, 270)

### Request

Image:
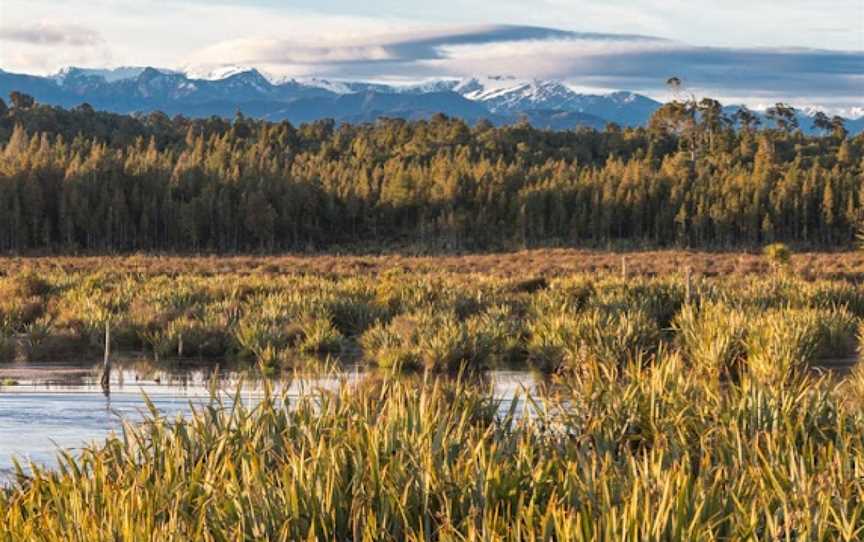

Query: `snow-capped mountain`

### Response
(797, 105, 864, 123)
(463, 79, 578, 111)
(52, 66, 159, 83)
(183, 65, 262, 82)
(390, 77, 663, 126)
(846, 107, 864, 120)
(183, 66, 390, 95)
(294, 78, 393, 95)
(0, 66, 860, 134)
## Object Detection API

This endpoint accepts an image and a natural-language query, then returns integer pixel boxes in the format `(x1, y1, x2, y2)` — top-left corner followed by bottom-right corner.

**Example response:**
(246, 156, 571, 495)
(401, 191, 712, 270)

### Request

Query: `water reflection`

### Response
(0, 360, 541, 477)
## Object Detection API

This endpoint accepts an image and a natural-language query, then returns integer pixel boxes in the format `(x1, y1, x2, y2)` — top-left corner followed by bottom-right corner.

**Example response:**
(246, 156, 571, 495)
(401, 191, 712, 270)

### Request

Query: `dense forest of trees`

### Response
(0, 92, 861, 252)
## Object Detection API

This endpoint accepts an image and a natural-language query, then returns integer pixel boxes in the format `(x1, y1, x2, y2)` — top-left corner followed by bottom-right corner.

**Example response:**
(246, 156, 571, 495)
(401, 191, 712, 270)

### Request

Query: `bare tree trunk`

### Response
(685, 266, 693, 304)
(100, 320, 111, 395)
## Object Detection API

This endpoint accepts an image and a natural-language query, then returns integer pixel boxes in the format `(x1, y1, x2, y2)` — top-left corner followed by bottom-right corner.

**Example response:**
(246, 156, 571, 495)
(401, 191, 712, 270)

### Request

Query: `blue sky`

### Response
(0, 0, 862, 112)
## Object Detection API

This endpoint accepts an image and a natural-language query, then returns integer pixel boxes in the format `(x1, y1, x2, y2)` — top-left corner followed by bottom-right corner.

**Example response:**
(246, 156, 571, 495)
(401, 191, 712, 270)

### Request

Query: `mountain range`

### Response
(1, 66, 862, 134)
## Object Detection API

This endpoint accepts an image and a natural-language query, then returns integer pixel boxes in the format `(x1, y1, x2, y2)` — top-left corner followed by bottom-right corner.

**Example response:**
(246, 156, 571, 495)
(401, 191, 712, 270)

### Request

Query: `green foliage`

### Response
(747, 307, 857, 382)
(6, 365, 864, 539)
(564, 307, 662, 370)
(6, 263, 864, 538)
(0, 332, 14, 363)
(0, 102, 861, 252)
(674, 302, 748, 379)
(1, 266, 862, 377)
(297, 317, 344, 355)
(763, 242, 792, 268)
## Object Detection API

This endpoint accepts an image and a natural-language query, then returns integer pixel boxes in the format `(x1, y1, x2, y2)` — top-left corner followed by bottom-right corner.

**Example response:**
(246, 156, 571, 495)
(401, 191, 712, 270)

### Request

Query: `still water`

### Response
(0, 363, 538, 478)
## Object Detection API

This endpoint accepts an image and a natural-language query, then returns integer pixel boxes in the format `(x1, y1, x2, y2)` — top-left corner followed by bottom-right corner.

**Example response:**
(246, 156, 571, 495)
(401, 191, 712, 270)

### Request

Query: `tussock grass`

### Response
(747, 307, 858, 383)
(4, 363, 864, 539)
(5, 258, 864, 537)
(0, 264, 861, 381)
(675, 302, 749, 379)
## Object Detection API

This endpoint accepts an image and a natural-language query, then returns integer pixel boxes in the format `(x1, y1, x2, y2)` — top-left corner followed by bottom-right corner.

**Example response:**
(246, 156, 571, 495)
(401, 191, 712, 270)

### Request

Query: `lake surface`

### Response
(0, 363, 539, 479)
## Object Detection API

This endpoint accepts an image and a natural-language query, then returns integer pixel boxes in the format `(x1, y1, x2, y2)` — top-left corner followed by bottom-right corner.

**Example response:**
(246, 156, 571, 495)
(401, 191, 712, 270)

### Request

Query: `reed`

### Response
(4, 361, 864, 540)
(674, 302, 749, 379)
(0, 265, 861, 378)
(4, 258, 864, 538)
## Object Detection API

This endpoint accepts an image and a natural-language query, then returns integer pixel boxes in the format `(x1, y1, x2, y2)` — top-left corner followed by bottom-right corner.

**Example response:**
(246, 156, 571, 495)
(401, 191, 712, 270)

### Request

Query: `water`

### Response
(0, 363, 538, 478)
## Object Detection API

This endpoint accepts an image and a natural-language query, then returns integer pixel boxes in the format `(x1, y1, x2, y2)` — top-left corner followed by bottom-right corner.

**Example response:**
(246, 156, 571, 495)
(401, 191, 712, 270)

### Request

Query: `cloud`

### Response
(0, 3, 859, 113)
(0, 22, 103, 47)
(0, 21, 111, 73)
(188, 25, 668, 68)
(184, 24, 863, 110)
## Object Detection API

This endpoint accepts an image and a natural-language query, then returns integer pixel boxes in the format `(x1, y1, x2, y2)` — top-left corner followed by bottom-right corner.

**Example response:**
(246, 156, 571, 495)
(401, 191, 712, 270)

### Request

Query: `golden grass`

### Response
(4, 364, 864, 540)
(4, 249, 864, 279)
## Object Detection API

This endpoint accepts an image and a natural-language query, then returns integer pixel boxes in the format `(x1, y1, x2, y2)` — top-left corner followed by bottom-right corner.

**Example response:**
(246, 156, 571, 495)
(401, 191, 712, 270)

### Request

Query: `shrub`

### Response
(0, 297, 46, 332)
(527, 307, 661, 373)
(362, 310, 480, 372)
(7, 270, 52, 298)
(763, 242, 792, 270)
(233, 319, 280, 360)
(526, 314, 578, 372)
(747, 307, 857, 382)
(418, 317, 471, 372)
(298, 317, 344, 355)
(167, 317, 233, 358)
(465, 305, 526, 366)
(674, 302, 748, 380)
(361, 314, 422, 370)
(0, 332, 15, 363)
(565, 308, 662, 370)
(324, 296, 387, 336)
(593, 279, 684, 328)
(807, 281, 864, 316)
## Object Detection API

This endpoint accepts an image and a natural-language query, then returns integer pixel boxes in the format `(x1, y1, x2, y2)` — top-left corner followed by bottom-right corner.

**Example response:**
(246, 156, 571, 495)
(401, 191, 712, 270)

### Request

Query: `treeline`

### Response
(0, 93, 861, 252)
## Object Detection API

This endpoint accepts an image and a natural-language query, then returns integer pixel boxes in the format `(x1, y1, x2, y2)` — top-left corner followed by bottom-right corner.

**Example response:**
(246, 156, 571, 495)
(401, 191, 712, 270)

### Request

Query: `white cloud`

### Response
(178, 25, 862, 110)
(0, 19, 111, 73)
(0, 22, 103, 46)
(0, 0, 860, 110)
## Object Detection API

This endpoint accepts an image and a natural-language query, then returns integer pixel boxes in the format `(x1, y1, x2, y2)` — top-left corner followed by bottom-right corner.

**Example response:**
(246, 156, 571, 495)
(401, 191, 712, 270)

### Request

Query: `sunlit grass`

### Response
(3, 262, 864, 537)
(1, 266, 862, 381)
(4, 362, 864, 539)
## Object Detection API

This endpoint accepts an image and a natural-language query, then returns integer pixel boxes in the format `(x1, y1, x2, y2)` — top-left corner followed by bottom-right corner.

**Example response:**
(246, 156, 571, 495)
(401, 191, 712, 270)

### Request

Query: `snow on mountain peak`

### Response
(847, 107, 864, 120)
(449, 77, 579, 112)
(53, 66, 167, 83)
(183, 65, 276, 85)
(184, 65, 252, 81)
(295, 78, 354, 94)
(794, 105, 864, 120)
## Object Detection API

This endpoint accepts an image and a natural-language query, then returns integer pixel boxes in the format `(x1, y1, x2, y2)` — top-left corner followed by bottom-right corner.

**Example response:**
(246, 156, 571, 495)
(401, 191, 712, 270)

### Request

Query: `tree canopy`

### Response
(0, 92, 861, 252)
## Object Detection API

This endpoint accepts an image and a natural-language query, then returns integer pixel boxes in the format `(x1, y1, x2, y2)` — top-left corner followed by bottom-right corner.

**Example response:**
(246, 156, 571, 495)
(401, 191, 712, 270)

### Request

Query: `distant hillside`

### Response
(1, 66, 860, 134)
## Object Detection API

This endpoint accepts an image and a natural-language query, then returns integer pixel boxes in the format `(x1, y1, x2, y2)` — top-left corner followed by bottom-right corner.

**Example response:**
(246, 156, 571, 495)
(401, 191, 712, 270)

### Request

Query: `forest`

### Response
(0, 91, 861, 252)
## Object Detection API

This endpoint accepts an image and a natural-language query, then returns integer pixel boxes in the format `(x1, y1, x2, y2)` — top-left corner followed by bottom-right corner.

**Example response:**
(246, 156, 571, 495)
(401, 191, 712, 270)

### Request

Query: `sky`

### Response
(0, 0, 862, 113)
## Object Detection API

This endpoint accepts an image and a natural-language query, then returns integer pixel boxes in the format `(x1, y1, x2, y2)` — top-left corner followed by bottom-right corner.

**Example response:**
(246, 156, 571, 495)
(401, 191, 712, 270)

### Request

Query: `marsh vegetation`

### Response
(5, 361, 864, 539)
(4, 258, 864, 539)
(2, 261, 864, 378)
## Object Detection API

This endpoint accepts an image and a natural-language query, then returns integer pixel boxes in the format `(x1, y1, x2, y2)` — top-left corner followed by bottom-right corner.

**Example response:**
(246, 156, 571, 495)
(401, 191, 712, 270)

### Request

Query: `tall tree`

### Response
(733, 106, 761, 133)
(8, 92, 35, 110)
(812, 111, 832, 135)
(766, 103, 799, 133)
